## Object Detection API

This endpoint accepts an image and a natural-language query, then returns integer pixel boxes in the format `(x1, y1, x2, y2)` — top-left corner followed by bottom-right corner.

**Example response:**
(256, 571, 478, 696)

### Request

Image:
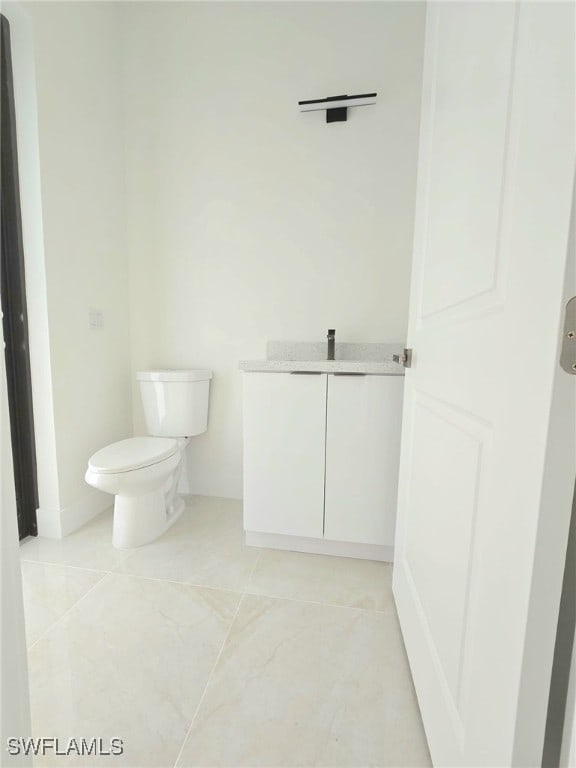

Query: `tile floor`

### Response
(20, 496, 431, 768)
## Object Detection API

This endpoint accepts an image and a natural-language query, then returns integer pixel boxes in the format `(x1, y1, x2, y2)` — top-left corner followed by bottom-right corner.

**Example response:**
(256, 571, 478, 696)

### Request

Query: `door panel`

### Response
(393, 3, 575, 765)
(421, 4, 515, 320)
(404, 393, 488, 711)
(242, 372, 326, 538)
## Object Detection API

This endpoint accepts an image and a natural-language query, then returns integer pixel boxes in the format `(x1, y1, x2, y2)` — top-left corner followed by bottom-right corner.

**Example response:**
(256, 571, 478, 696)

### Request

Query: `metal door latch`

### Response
(560, 297, 576, 374)
(393, 348, 413, 368)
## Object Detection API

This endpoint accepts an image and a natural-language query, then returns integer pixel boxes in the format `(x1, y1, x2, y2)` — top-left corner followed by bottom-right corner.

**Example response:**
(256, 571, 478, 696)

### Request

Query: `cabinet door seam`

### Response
(322, 374, 329, 536)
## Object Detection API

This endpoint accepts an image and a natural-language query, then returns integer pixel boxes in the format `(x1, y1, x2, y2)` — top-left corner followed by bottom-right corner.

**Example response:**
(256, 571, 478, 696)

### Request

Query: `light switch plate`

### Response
(89, 308, 104, 329)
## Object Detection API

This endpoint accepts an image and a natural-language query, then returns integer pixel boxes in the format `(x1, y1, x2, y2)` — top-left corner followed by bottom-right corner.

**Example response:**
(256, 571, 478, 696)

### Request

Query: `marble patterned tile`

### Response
(246, 548, 395, 612)
(21, 561, 105, 646)
(19, 509, 132, 572)
(116, 500, 259, 592)
(181, 494, 245, 528)
(176, 594, 431, 767)
(28, 574, 240, 767)
(21, 496, 429, 767)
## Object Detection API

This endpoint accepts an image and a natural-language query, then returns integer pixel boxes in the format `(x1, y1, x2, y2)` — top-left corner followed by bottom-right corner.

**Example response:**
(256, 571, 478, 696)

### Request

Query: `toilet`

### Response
(85, 369, 212, 548)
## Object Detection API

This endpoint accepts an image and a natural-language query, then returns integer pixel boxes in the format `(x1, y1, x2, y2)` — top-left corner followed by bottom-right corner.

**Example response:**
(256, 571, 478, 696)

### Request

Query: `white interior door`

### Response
(393, 3, 575, 766)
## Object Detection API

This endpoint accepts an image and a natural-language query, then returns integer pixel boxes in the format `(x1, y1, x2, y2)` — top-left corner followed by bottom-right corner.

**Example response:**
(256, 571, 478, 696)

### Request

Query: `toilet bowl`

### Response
(85, 369, 212, 549)
(85, 436, 186, 548)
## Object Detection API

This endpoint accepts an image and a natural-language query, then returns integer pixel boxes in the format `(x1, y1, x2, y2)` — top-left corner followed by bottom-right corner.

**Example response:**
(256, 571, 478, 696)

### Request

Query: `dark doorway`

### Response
(543, 480, 576, 767)
(1, 13, 39, 540)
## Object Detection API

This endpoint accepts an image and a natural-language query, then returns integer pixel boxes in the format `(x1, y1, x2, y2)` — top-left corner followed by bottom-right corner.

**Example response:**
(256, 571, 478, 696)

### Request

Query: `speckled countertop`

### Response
(239, 341, 405, 376)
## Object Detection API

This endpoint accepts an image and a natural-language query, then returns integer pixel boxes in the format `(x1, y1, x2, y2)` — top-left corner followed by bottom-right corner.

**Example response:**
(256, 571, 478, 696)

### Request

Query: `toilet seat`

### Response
(88, 437, 179, 474)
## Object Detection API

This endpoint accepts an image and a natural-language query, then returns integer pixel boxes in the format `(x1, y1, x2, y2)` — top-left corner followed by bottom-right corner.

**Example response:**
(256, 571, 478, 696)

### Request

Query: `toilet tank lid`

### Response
(136, 369, 212, 382)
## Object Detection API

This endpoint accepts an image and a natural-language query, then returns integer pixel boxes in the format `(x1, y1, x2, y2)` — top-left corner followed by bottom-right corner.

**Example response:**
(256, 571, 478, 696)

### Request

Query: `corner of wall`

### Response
(37, 487, 112, 539)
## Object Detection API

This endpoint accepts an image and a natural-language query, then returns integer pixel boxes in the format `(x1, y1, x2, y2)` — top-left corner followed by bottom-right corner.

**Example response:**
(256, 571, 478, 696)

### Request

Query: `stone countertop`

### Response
(238, 359, 405, 375)
(239, 340, 406, 375)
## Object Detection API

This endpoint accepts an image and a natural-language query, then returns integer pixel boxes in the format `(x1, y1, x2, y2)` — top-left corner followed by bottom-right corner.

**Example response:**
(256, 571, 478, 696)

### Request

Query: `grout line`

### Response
(172, 592, 247, 768)
(241, 589, 395, 617)
(23, 545, 392, 655)
(169, 543, 393, 766)
(109, 569, 245, 597)
(23, 553, 257, 654)
(24, 556, 391, 618)
(107, 541, 144, 574)
(172, 547, 261, 767)
(245, 547, 263, 587)
(241, 545, 391, 615)
(26, 571, 112, 652)
(20, 558, 112, 576)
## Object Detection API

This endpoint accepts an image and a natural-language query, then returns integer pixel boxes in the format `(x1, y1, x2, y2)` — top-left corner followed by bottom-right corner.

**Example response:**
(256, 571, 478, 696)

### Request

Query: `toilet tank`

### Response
(136, 370, 212, 437)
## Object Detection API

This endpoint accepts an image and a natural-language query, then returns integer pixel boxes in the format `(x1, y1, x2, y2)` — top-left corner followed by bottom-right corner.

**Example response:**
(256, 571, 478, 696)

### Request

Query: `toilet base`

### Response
(112, 491, 184, 549)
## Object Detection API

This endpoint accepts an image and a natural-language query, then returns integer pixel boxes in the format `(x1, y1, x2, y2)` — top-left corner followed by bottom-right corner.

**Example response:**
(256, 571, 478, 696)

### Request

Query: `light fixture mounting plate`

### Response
(298, 92, 377, 124)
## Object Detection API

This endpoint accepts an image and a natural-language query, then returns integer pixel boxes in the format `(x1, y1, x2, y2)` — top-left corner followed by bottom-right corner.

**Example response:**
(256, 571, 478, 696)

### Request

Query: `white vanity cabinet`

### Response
(242, 372, 327, 539)
(242, 371, 404, 560)
(323, 373, 404, 547)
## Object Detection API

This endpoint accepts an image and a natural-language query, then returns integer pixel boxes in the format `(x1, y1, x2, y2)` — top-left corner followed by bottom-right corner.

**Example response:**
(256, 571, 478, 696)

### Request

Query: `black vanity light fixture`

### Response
(298, 92, 377, 123)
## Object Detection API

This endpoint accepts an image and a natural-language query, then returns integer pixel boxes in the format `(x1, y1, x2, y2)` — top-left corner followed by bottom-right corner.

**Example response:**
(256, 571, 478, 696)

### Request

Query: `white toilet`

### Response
(85, 369, 212, 548)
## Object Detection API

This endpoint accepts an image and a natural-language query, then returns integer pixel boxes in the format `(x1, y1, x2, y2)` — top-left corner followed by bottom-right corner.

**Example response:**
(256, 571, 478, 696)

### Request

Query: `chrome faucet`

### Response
(327, 329, 336, 360)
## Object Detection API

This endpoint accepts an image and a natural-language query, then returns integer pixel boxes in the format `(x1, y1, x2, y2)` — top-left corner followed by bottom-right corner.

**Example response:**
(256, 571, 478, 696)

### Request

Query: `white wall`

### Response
(124, 1, 425, 498)
(25, 1, 132, 533)
(16, 1, 424, 528)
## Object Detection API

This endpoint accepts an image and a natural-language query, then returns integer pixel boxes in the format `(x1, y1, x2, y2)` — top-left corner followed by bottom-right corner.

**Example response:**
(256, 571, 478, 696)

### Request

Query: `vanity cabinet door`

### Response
(324, 374, 404, 546)
(243, 372, 327, 538)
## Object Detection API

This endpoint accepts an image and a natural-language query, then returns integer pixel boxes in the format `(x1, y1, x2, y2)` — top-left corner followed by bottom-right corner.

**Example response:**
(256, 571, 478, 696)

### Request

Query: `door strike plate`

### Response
(393, 348, 413, 368)
(560, 296, 576, 374)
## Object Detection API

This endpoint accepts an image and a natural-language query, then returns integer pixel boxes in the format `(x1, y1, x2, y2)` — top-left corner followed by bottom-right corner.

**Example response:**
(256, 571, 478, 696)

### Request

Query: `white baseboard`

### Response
(35, 507, 62, 539)
(36, 488, 112, 539)
(245, 531, 394, 562)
